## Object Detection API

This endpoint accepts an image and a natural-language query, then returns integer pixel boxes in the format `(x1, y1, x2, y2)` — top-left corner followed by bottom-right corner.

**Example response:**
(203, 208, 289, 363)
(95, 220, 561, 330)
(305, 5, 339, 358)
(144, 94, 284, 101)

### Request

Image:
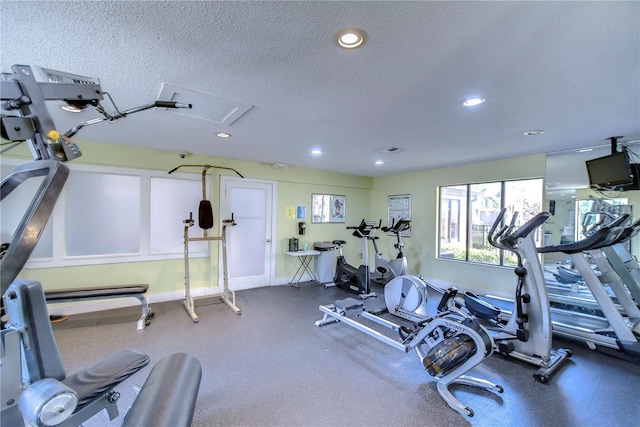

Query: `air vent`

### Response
(158, 83, 253, 125)
(377, 146, 403, 154)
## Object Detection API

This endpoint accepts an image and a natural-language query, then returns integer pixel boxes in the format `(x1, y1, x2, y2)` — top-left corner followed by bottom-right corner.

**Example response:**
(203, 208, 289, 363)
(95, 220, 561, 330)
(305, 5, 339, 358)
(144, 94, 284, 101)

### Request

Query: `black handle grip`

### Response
(155, 101, 193, 109)
(437, 287, 458, 312)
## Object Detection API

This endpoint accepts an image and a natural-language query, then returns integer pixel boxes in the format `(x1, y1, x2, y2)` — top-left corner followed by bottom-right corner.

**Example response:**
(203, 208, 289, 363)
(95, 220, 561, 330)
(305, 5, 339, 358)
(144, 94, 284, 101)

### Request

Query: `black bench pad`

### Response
(45, 284, 148, 301)
(45, 284, 153, 330)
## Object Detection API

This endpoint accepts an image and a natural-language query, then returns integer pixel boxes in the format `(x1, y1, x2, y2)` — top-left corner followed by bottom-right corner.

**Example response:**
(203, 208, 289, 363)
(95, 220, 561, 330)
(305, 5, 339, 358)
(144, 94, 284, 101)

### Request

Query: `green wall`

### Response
(370, 154, 547, 296)
(8, 140, 551, 305)
(9, 140, 372, 300)
(275, 180, 370, 280)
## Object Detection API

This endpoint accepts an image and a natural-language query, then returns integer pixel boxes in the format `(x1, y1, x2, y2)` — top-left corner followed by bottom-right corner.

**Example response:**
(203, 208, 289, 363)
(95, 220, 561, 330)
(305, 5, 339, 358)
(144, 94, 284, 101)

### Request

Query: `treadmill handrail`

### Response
(610, 217, 640, 245)
(539, 224, 624, 254)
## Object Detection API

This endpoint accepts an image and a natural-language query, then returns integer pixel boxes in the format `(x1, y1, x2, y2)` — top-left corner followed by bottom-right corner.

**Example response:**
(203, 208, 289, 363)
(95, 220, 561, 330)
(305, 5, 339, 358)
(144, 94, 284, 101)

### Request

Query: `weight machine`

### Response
(169, 164, 244, 322)
(1, 64, 192, 294)
(1, 64, 200, 426)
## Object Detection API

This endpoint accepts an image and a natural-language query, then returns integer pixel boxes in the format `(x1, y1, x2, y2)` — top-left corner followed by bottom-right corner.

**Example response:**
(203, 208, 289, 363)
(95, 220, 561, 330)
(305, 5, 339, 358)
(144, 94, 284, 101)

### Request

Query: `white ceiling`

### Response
(1, 1, 639, 180)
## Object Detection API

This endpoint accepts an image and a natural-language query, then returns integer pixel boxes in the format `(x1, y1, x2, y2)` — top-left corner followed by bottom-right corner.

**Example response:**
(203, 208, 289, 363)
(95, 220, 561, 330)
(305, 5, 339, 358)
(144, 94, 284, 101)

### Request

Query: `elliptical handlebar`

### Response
(489, 209, 551, 250)
(503, 212, 550, 244)
(488, 209, 508, 249)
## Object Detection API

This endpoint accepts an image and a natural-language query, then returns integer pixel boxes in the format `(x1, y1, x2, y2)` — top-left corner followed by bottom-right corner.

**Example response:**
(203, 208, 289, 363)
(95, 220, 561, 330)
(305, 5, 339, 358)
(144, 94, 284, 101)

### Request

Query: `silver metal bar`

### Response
(603, 244, 640, 303)
(317, 304, 409, 352)
(0, 160, 69, 295)
(182, 218, 240, 321)
(570, 253, 637, 342)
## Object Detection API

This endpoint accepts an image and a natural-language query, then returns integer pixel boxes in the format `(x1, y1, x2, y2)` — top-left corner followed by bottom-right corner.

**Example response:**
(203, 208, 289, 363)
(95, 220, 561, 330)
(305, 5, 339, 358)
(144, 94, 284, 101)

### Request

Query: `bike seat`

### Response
(332, 240, 346, 245)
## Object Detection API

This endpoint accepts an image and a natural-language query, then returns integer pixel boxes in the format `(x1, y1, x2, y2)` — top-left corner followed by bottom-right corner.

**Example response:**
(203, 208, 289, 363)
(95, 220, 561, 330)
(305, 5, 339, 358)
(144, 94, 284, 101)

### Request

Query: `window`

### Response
(1, 158, 206, 267)
(438, 178, 543, 265)
(66, 171, 141, 256)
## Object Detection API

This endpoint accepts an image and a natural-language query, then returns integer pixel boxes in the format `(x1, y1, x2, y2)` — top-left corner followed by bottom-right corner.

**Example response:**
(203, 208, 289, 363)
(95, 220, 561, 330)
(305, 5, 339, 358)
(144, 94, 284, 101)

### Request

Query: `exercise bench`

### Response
(45, 284, 154, 330)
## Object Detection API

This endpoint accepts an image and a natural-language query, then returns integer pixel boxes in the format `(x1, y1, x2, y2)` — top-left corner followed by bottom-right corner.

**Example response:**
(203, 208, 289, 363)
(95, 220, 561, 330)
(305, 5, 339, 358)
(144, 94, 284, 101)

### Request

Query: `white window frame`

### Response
(1, 158, 208, 268)
(438, 178, 543, 266)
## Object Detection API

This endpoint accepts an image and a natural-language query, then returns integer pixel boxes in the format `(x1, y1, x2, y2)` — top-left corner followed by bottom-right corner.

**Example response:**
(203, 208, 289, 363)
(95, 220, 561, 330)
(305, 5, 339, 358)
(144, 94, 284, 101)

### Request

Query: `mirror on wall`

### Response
(544, 142, 640, 259)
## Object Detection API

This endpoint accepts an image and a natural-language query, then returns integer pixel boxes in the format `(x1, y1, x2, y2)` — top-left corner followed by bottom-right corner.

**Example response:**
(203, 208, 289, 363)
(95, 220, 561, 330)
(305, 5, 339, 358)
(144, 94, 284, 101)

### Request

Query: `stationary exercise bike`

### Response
(370, 218, 411, 284)
(333, 220, 379, 299)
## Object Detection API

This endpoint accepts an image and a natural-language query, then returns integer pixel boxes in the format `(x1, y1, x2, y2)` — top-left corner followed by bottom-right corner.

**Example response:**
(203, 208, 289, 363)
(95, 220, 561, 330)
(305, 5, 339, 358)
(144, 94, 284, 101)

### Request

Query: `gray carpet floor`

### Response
(51, 281, 640, 427)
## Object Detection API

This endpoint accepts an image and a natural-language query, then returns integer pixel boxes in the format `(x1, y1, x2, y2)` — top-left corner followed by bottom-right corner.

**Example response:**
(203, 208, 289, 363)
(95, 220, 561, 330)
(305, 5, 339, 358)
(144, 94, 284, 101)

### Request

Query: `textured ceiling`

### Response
(1, 1, 639, 180)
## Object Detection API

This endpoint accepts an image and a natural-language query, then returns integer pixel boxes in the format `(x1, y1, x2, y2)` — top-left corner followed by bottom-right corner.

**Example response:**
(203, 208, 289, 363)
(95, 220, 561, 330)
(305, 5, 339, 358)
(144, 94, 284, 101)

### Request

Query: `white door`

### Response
(220, 176, 275, 290)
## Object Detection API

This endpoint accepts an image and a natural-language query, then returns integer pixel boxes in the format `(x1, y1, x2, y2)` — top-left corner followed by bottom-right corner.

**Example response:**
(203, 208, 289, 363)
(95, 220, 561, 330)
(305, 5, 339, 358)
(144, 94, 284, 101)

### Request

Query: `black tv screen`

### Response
(585, 151, 633, 189)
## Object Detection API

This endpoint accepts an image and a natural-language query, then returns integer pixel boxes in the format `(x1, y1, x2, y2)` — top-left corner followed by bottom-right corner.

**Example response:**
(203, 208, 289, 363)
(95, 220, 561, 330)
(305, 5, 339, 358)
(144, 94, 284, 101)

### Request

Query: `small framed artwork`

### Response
(312, 194, 346, 223)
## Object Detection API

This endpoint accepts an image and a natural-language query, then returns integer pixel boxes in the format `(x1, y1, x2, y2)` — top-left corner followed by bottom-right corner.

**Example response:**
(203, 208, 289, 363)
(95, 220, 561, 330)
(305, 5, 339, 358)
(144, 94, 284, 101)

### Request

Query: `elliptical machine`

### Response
(333, 219, 378, 298)
(370, 218, 411, 284)
(462, 209, 571, 383)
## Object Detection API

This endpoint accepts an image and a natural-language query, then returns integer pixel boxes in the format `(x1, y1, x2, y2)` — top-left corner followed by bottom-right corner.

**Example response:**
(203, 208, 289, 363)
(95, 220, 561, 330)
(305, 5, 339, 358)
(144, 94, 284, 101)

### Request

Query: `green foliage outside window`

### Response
(438, 178, 543, 266)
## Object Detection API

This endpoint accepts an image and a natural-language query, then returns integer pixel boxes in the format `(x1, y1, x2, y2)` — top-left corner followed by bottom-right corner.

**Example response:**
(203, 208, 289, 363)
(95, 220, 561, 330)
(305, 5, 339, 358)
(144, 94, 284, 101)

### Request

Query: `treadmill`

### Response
(539, 215, 640, 362)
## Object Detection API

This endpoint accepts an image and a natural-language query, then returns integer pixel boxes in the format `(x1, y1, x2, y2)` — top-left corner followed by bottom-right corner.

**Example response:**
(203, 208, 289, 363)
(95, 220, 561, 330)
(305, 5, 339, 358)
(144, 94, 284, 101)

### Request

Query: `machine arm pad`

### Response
(122, 353, 202, 427)
(62, 349, 150, 411)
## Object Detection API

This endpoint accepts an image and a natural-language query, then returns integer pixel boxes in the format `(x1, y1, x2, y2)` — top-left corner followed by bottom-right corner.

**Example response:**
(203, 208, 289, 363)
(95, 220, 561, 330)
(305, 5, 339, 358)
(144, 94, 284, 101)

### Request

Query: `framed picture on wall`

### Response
(312, 194, 346, 223)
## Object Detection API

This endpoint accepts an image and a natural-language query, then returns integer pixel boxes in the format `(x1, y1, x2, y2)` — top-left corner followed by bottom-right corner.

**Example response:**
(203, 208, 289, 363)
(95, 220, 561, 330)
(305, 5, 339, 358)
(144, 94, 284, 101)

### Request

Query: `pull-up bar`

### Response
(168, 164, 244, 232)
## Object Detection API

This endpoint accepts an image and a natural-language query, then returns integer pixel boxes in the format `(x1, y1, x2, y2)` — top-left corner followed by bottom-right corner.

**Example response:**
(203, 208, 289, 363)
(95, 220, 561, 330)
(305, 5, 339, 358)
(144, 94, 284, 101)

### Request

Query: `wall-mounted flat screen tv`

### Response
(585, 151, 633, 190)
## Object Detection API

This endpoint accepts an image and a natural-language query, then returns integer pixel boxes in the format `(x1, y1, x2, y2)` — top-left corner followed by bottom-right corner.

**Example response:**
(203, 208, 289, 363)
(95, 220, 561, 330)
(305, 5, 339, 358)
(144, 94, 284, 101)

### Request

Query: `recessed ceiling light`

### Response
(462, 98, 485, 107)
(311, 149, 322, 155)
(216, 132, 231, 138)
(375, 160, 384, 165)
(334, 28, 367, 49)
(523, 130, 545, 136)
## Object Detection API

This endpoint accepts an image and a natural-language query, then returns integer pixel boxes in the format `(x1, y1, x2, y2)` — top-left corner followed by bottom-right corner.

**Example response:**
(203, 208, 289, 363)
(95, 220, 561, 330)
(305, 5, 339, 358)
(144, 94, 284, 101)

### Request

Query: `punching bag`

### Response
(198, 200, 214, 230)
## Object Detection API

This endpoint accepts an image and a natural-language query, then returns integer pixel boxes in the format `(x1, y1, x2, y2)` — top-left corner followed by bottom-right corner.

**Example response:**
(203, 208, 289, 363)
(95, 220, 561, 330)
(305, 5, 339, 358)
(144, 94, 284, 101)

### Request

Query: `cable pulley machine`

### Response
(1, 64, 200, 427)
(0, 64, 192, 294)
(168, 164, 244, 322)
